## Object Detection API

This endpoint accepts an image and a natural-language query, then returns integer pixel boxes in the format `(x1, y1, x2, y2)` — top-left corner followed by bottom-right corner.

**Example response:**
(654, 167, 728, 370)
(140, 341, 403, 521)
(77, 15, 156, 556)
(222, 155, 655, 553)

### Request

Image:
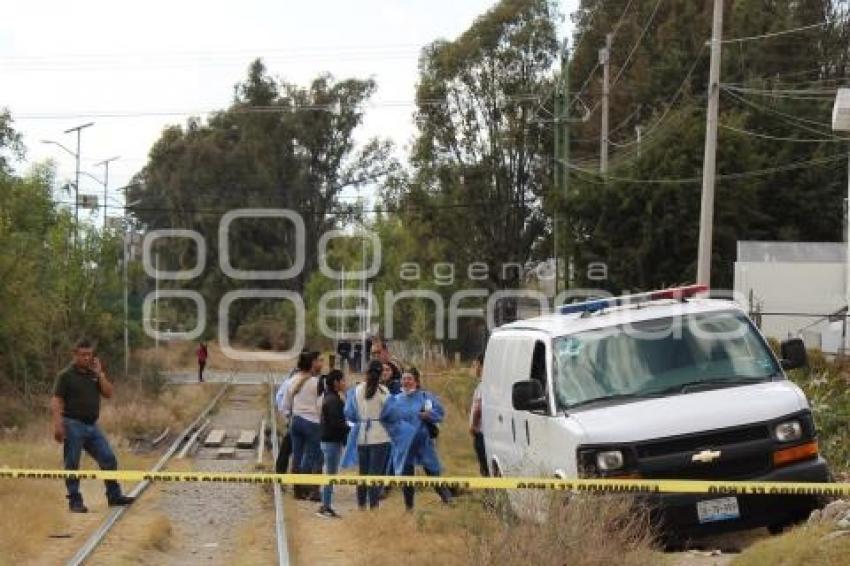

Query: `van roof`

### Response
(495, 298, 745, 337)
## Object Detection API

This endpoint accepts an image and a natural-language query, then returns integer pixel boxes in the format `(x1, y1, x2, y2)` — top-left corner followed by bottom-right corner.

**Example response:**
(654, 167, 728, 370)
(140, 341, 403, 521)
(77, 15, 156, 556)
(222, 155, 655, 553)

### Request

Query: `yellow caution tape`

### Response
(1, 468, 848, 496)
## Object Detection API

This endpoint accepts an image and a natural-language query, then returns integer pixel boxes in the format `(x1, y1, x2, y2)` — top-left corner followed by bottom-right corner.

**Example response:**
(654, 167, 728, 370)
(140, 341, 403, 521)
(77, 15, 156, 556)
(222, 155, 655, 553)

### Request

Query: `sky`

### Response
(2, 0, 578, 221)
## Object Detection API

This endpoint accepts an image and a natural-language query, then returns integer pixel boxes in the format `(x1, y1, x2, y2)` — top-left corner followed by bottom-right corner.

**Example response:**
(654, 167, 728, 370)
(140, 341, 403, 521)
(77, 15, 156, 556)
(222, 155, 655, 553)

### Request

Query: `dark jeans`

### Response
(401, 461, 451, 509)
(63, 417, 122, 504)
(356, 442, 390, 508)
(275, 429, 292, 474)
(290, 416, 322, 474)
(473, 432, 489, 477)
(198, 360, 206, 382)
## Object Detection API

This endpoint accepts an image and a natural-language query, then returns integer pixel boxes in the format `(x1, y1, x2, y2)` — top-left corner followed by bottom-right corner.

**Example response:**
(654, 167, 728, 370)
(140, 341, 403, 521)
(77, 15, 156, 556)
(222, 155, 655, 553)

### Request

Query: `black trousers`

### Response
(275, 430, 293, 473)
(473, 432, 489, 477)
(198, 361, 206, 381)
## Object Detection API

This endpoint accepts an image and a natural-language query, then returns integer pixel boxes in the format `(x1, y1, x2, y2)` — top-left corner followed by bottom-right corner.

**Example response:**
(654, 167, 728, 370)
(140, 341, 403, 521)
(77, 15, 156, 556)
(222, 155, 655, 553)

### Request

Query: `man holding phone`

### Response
(51, 338, 135, 513)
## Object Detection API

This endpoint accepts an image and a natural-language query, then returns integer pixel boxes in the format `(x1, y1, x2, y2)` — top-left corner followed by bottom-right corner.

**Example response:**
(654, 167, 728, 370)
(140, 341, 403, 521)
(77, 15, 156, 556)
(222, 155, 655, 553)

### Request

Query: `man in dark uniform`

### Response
(51, 338, 135, 513)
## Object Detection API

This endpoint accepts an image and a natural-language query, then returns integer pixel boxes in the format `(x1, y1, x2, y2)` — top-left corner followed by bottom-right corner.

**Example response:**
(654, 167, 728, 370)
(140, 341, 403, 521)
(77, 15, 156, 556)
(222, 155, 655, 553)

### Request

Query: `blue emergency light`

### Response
(556, 284, 708, 316)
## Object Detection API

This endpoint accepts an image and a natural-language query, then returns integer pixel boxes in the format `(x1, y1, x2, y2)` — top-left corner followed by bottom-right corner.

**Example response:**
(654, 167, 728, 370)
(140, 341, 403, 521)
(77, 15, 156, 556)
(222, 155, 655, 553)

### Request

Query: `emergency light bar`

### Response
(557, 284, 708, 315)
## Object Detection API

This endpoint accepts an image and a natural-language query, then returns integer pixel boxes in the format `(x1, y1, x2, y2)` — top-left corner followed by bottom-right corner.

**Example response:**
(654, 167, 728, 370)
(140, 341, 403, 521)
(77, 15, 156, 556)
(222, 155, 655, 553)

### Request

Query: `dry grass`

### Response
(98, 384, 217, 440)
(134, 340, 294, 374)
(0, 382, 212, 564)
(0, 438, 157, 564)
(731, 524, 850, 566)
(469, 493, 661, 566)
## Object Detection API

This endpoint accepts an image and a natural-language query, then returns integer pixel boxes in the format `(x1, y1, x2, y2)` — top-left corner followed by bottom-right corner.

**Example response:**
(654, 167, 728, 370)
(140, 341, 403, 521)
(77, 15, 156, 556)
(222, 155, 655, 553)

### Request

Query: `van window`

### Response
(530, 340, 547, 390)
(552, 310, 779, 409)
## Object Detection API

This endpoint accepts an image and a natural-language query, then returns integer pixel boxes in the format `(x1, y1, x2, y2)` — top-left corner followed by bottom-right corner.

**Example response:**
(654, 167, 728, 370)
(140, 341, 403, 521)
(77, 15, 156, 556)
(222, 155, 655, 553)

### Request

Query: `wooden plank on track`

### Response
(237, 429, 257, 448)
(204, 429, 226, 447)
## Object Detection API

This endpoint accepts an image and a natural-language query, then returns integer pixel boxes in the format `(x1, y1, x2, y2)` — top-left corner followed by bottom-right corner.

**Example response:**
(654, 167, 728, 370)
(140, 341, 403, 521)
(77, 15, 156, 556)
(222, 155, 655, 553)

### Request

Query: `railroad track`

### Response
(268, 372, 291, 566)
(63, 371, 291, 565)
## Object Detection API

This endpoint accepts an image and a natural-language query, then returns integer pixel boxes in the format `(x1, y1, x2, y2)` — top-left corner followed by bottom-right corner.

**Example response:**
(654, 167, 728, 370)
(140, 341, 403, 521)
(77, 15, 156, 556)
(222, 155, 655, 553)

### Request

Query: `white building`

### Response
(734, 241, 847, 354)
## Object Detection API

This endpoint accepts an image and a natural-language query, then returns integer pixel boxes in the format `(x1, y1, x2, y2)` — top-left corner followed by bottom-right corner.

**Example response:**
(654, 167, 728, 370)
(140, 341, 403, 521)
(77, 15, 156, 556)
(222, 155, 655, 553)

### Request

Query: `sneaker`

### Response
(69, 501, 88, 513)
(315, 506, 341, 519)
(108, 495, 135, 507)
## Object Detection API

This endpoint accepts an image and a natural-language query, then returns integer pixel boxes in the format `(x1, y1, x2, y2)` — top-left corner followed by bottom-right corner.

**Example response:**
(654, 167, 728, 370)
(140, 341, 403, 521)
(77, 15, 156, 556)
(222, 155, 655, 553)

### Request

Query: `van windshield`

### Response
(552, 310, 780, 410)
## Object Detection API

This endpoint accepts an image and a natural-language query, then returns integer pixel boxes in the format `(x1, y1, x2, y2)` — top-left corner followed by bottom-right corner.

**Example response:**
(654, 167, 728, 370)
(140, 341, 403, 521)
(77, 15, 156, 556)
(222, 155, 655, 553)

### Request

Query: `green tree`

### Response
(129, 60, 397, 338)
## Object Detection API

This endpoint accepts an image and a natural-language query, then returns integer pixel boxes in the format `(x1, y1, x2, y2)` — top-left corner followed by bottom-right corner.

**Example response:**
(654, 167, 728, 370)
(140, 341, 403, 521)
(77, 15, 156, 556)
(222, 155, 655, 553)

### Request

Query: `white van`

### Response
(481, 286, 830, 535)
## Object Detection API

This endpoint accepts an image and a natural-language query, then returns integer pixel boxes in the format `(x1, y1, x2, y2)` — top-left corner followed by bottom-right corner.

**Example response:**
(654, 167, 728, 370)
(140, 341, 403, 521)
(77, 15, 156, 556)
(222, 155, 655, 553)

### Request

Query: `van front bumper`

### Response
(649, 457, 831, 536)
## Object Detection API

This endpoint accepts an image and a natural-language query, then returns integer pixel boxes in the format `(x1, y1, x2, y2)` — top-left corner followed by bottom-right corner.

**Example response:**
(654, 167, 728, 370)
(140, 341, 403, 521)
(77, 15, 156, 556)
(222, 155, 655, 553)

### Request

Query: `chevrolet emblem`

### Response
(692, 449, 722, 463)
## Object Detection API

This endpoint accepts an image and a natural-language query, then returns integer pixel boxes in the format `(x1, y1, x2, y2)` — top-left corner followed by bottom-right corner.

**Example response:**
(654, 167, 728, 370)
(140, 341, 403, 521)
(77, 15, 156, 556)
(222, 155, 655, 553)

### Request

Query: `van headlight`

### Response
(596, 450, 624, 471)
(774, 420, 802, 442)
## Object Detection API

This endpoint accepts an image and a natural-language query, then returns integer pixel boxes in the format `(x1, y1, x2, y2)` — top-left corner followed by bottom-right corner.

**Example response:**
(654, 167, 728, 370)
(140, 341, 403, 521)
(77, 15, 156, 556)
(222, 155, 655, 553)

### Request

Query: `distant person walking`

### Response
(283, 351, 324, 501)
(51, 338, 135, 513)
(196, 342, 208, 382)
(317, 370, 349, 518)
(469, 353, 489, 477)
(343, 360, 392, 509)
(389, 368, 452, 510)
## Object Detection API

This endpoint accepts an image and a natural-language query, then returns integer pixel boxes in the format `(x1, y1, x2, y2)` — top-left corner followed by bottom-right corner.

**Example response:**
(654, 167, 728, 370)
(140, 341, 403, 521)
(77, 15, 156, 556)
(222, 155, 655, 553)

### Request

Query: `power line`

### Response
(55, 197, 544, 218)
(719, 123, 850, 143)
(610, 44, 707, 149)
(14, 94, 544, 121)
(721, 87, 841, 137)
(719, 21, 829, 44)
(565, 153, 846, 185)
(611, 0, 664, 88)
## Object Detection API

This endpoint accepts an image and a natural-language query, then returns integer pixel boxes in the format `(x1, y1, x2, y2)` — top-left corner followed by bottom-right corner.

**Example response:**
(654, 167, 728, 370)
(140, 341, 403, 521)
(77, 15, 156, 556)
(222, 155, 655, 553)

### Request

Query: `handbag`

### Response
(424, 419, 440, 439)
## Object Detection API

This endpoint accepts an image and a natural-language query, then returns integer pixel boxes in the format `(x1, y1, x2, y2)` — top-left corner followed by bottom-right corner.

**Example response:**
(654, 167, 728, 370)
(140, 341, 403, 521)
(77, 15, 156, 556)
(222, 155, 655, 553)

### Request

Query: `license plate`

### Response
(697, 497, 740, 523)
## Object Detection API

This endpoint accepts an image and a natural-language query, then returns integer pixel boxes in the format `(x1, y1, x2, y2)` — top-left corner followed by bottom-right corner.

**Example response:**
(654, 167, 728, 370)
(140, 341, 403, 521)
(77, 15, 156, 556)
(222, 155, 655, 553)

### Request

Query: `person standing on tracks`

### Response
(388, 368, 452, 510)
(283, 350, 324, 501)
(342, 360, 393, 509)
(316, 370, 349, 518)
(51, 338, 135, 513)
(469, 353, 489, 477)
(196, 342, 208, 382)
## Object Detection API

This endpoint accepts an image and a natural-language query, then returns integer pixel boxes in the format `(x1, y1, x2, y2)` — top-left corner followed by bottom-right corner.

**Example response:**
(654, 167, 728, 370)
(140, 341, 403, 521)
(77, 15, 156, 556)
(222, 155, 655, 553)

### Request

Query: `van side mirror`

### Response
(780, 338, 808, 370)
(512, 380, 548, 412)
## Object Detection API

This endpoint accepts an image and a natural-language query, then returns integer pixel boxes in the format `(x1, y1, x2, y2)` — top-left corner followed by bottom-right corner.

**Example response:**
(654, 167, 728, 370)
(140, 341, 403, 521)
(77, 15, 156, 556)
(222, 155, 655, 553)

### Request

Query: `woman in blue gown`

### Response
(389, 368, 452, 510)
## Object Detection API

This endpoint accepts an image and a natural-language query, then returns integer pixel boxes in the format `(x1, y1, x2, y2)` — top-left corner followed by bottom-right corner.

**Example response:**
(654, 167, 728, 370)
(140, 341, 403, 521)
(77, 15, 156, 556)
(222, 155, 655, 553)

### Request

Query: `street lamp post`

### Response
(94, 156, 120, 230)
(42, 121, 94, 245)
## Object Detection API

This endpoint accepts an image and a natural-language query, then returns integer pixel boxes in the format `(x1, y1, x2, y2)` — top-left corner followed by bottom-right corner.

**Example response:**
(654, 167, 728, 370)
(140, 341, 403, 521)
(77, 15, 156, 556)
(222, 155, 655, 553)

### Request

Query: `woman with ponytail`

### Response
(342, 360, 393, 509)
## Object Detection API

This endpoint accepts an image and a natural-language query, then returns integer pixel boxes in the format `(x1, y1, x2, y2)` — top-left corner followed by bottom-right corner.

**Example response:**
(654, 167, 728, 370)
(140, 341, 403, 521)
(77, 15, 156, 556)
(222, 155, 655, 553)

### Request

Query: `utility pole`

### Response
(123, 227, 131, 377)
(696, 0, 724, 287)
(63, 122, 94, 245)
(554, 40, 570, 296)
(154, 252, 160, 355)
(635, 125, 643, 158)
(94, 156, 120, 230)
(600, 33, 612, 175)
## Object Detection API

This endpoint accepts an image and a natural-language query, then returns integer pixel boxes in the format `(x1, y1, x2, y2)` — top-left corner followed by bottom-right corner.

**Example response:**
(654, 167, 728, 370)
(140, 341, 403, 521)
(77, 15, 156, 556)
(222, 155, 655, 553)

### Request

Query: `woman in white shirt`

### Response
(343, 359, 392, 509)
(284, 351, 323, 500)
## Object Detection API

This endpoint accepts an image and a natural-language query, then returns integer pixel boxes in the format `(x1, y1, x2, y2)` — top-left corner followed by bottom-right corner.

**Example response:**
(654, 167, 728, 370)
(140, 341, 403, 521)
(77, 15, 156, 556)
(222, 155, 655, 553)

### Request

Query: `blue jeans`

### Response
(290, 416, 322, 474)
(356, 442, 390, 508)
(320, 441, 343, 508)
(63, 417, 122, 503)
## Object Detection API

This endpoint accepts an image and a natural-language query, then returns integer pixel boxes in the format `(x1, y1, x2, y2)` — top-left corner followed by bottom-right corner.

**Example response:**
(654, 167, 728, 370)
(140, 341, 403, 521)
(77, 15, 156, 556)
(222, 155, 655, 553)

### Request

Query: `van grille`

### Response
(635, 426, 770, 459)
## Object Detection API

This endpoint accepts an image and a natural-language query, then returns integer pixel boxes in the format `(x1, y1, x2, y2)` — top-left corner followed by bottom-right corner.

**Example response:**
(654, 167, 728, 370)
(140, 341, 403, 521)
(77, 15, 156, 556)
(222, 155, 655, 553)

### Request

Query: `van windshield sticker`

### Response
(559, 337, 583, 358)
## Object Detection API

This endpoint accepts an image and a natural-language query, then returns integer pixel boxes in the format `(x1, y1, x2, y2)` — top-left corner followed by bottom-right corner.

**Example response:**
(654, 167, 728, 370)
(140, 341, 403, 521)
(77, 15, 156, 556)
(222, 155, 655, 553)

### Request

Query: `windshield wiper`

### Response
(648, 377, 770, 396)
(567, 392, 662, 410)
